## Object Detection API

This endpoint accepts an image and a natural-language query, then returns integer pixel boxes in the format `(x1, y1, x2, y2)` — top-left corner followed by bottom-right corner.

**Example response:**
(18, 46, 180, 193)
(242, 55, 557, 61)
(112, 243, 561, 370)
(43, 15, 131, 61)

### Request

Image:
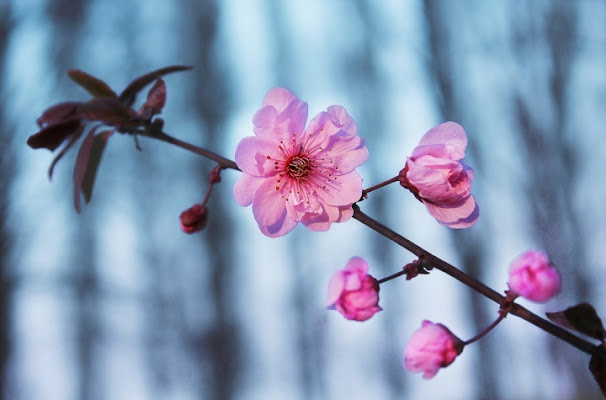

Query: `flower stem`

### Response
(351, 204, 606, 361)
(362, 176, 399, 198)
(464, 314, 505, 346)
(377, 269, 408, 284)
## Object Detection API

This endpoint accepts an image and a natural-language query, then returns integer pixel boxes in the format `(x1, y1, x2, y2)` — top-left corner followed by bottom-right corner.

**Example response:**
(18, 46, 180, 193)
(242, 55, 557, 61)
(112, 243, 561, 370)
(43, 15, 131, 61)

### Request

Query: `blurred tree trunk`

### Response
(511, 2, 597, 397)
(182, 1, 241, 398)
(348, 2, 406, 399)
(46, 1, 98, 399)
(266, 2, 328, 398)
(422, 2, 496, 398)
(0, 2, 15, 396)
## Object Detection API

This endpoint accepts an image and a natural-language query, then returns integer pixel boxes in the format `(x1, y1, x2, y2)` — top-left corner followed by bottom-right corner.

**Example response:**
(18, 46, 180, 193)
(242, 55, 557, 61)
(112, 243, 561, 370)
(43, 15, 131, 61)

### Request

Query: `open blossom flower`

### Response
(403, 320, 464, 379)
(399, 121, 479, 228)
(233, 88, 369, 237)
(325, 257, 381, 321)
(509, 250, 561, 302)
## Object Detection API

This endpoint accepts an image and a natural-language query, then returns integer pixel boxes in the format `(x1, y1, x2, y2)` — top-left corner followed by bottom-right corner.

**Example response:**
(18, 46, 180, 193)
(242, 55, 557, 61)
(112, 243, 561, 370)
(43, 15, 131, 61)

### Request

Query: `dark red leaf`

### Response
(77, 98, 137, 131)
(546, 303, 605, 341)
(145, 78, 166, 113)
(134, 79, 167, 121)
(48, 123, 85, 179)
(73, 129, 96, 213)
(590, 348, 606, 398)
(72, 128, 114, 213)
(36, 102, 82, 128)
(68, 69, 118, 99)
(119, 65, 192, 107)
(27, 118, 83, 151)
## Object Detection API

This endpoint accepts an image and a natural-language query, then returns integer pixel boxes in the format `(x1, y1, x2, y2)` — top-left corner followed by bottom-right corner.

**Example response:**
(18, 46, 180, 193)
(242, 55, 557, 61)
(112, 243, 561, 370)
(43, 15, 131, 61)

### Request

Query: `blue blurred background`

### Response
(2, 0, 606, 399)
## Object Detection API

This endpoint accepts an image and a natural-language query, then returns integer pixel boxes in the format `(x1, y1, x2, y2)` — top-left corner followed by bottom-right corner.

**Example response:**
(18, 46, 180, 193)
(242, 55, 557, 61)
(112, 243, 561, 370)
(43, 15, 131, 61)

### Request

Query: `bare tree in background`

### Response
(45, 1, 100, 399)
(181, 1, 242, 398)
(347, 3, 407, 399)
(265, 1, 330, 398)
(0, 2, 15, 397)
(423, 2, 497, 398)
(512, 2, 598, 397)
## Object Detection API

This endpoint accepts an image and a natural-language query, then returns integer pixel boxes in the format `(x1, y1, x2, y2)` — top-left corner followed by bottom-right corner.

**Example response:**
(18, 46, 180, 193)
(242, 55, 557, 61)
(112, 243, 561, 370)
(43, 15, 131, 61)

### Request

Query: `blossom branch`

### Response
(133, 125, 606, 360)
(138, 127, 239, 171)
(27, 72, 606, 389)
(351, 204, 606, 360)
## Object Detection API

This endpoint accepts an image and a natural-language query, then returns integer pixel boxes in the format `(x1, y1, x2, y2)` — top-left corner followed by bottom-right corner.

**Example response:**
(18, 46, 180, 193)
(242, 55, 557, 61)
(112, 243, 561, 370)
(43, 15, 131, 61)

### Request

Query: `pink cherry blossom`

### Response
(509, 250, 561, 302)
(399, 121, 479, 228)
(325, 257, 381, 321)
(233, 88, 369, 237)
(403, 320, 464, 379)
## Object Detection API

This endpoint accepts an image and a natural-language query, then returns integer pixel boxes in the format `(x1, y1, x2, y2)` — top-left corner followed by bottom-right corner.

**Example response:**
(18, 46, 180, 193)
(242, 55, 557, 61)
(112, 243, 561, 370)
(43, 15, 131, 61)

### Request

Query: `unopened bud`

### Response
(209, 167, 222, 184)
(179, 204, 207, 234)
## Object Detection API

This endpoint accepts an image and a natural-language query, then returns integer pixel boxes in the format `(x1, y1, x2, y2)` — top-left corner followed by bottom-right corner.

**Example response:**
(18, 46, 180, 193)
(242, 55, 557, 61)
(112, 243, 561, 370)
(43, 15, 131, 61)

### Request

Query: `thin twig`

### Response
(139, 128, 240, 171)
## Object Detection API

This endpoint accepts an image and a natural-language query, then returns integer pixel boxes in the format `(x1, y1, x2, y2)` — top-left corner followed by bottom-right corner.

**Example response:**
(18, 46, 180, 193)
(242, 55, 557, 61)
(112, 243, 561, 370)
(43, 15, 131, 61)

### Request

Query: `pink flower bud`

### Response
(399, 122, 479, 229)
(508, 250, 561, 302)
(179, 204, 207, 234)
(325, 257, 382, 321)
(403, 320, 464, 379)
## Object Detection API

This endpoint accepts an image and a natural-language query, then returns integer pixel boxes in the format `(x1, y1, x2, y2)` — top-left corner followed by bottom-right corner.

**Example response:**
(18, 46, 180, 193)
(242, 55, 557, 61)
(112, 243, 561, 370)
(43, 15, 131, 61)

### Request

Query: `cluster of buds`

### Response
(326, 249, 562, 379)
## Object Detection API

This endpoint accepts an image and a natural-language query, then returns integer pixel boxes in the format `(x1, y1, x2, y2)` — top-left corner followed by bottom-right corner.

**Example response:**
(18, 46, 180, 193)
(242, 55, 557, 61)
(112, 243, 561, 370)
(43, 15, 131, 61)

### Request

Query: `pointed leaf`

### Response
(77, 98, 136, 131)
(134, 79, 167, 121)
(72, 128, 113, 213)
(590, 349, 606, 398)
(48, 123, 85, 179)
(37, 102, 82, 128)
(81, 130, 114, 204)
(546, 303, 605, 341)
(145, 78, 166, 113)
(73, 129, 96, 213)
(119, 65, 192, 107)
(68, 69, 118, 99)
(27, 118, 83, 151)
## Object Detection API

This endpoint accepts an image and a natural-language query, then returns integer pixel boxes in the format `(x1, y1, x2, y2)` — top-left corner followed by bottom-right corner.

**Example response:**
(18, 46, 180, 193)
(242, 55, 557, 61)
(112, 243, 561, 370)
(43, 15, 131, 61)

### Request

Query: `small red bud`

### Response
(179, 204, 207, 234)
(209, 167, 222, 184)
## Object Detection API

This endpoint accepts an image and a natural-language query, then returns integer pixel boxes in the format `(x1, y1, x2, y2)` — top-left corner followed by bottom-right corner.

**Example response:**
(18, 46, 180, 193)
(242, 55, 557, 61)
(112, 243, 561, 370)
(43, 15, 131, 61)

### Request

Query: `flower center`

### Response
(287, 156, 311, 179)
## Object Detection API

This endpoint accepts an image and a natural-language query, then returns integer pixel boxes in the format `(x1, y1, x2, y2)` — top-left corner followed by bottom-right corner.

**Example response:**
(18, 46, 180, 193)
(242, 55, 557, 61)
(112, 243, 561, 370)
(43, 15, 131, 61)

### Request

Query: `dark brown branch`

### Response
(139, 128, 239, 171)
(352, 204, 606, 360)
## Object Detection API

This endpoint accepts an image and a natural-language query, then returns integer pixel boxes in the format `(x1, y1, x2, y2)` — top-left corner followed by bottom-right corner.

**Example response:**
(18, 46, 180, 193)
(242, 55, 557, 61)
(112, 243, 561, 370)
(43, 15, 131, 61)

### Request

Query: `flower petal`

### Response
(262, 87, 297, 112)
(233, 173, 264, 206)
(325, 270, 346, 308)
(344, 256, 368, 274)
(301, 202, 340, 232)
(327, 105, 357, 136)
(258, 211, 298, 238)
(252, 178, 288, 227)
(254, 88, 308, 143)
(234, 136, 282, 176)
(406, 158, 468, 203)
(316, 170, 363, 206)
(424, 195, 479, 229)
(418, 121, 467, 160)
